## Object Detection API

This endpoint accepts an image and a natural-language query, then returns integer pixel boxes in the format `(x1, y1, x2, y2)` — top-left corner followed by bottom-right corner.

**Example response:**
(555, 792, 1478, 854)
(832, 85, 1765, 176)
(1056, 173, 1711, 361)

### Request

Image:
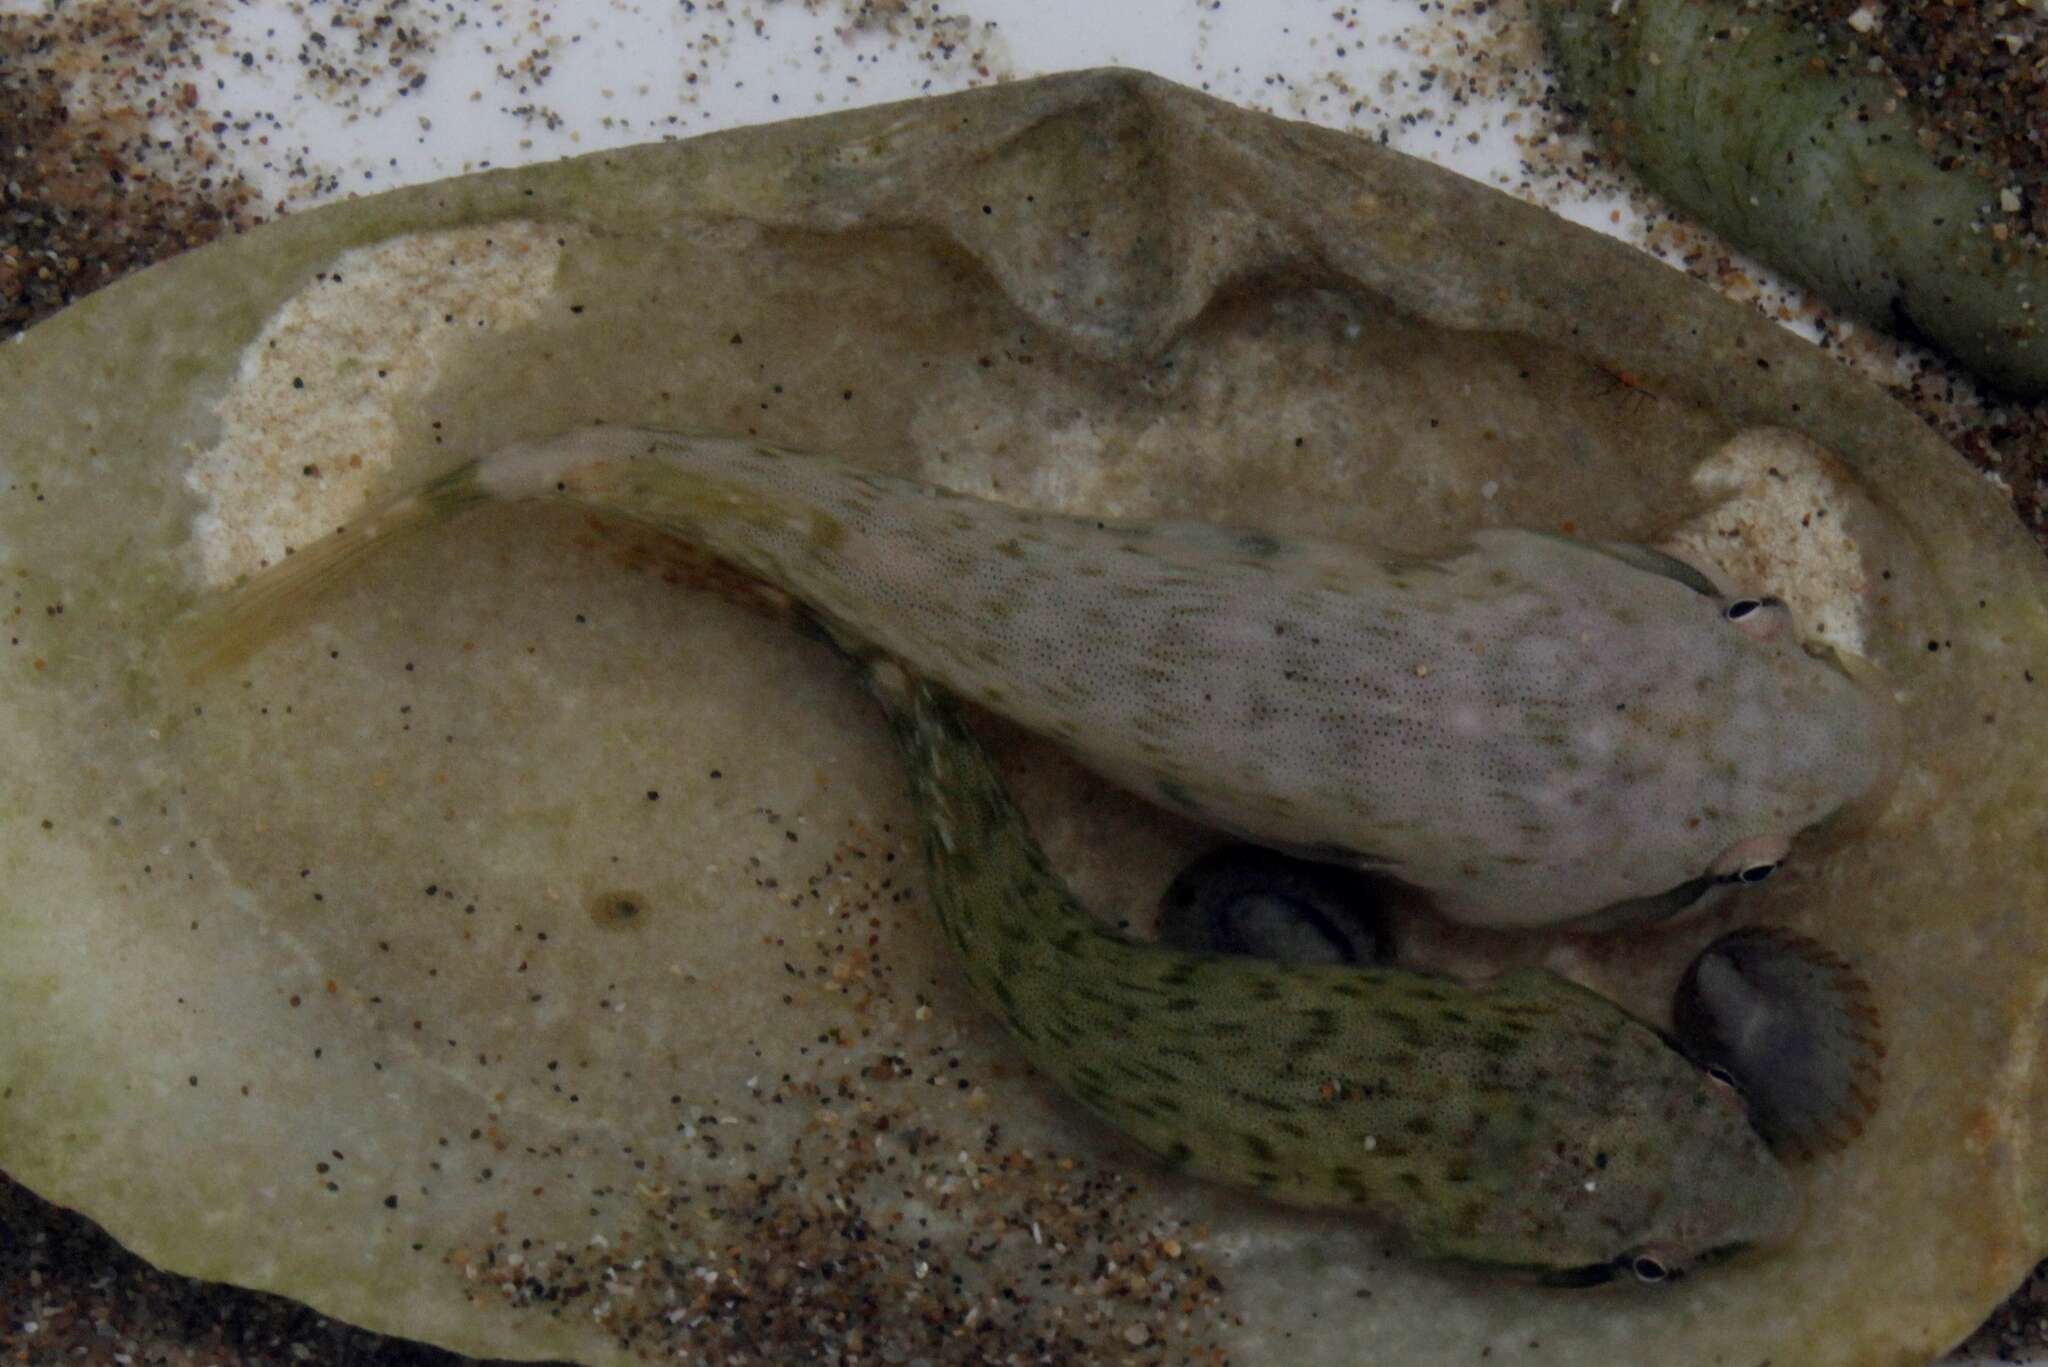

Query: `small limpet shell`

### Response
(1155, 844, 1392, 965)
(1673, 926, 1885, 1161)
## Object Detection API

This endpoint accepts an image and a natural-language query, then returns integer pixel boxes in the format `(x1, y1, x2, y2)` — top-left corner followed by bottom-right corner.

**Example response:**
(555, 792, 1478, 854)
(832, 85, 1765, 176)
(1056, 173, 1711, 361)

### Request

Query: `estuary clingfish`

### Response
(178, 425, 1899, 929)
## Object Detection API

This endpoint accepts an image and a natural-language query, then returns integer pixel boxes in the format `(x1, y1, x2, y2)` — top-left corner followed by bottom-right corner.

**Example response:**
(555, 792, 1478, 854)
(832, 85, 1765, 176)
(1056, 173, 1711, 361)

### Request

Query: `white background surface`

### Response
(14, 0, 1644, 235)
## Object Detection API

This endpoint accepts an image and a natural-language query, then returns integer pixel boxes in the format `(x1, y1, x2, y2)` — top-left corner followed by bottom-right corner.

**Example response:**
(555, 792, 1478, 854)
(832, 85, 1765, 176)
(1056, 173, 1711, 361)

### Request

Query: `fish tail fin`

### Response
(168, 461, 490, 684)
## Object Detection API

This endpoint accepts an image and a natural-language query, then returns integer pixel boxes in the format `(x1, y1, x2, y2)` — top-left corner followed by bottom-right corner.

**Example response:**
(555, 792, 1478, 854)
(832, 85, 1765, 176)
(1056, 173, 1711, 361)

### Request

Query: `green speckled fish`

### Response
(856, 654, 1796, 1281)
(175, 426, 1897, 929)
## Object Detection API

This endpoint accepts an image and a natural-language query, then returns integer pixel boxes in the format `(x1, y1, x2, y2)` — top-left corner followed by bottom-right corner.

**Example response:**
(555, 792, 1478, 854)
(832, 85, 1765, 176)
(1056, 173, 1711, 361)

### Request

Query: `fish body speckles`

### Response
(182, 426, 1896, 929)
(483, 429, 1894, 928)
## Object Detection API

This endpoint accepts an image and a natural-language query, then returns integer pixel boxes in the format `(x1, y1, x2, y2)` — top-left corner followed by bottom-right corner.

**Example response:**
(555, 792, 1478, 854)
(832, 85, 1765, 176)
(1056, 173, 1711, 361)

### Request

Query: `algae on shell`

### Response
(0, 69, 2042, 1366)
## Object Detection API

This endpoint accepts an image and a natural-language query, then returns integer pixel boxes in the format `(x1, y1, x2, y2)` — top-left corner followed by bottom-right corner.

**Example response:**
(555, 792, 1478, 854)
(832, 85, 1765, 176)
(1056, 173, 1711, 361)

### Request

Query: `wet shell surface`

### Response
(1673, 926, 1886, 1160)
(1154, 844, 1393, 965)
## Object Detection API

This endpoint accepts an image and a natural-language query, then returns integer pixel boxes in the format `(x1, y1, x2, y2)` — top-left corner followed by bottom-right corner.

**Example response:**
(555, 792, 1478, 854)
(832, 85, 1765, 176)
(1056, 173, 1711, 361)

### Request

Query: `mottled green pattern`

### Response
(861, 661, 1795, 1279)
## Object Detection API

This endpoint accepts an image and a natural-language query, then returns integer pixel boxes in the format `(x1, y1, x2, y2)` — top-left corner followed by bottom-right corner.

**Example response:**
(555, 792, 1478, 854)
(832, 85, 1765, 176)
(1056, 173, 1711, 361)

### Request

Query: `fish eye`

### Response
(1722, 595, 1789, 641)
(1618, 1242, 1690, 1284)
(1708, 834, 1792, 886)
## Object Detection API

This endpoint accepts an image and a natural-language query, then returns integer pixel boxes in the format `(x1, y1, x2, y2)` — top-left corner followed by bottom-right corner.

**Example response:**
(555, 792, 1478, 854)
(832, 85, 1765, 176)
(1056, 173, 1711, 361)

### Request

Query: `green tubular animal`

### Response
(1538, 0, 2048, 396)
(175, 427, 1897, 932)
(852, 656, 1796, 1281)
